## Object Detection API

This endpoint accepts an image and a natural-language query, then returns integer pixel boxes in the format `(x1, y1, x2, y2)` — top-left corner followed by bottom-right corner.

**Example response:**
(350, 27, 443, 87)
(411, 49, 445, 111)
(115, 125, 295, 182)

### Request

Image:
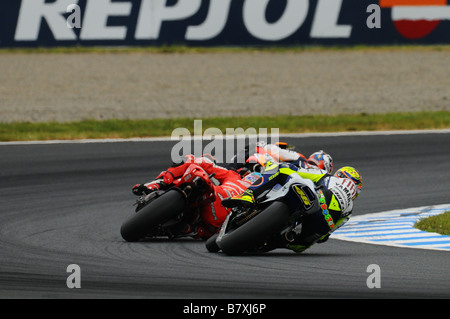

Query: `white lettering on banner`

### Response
(186, 0, 232, 40)
(243, 0, 309, 41)
(311, 0, 352, 38)
(14, 0, 354, 42)
(135, 0, 202, 40)
(15, 0, 78, 41)
(80, 0, 132, 40)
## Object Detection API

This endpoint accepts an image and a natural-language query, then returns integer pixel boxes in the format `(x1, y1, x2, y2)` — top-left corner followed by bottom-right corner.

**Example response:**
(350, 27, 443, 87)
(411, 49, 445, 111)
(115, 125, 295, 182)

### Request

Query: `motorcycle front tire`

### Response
(219, 201, 291, 256)
(120, 189, 186, 242)
(205, 233, 220, 252)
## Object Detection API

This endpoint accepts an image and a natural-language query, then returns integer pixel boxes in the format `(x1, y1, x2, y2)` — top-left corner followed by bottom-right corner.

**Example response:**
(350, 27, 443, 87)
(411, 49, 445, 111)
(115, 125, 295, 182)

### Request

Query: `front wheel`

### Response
(120, 189, 186, 242)
(205, 233, 220, 252)
(219, 201, 291, 255)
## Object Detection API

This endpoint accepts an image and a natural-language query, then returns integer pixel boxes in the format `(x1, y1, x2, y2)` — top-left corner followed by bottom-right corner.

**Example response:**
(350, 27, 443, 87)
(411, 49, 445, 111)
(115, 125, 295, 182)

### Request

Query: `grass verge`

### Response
(0, 111, 448, 142)
(415, 212, 450, 236)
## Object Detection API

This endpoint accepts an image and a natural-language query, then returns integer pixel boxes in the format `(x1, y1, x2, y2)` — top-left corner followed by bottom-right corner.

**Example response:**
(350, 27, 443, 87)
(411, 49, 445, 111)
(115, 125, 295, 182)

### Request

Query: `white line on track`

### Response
(331, 204, 450, 251)
(1, 129, 449, 146)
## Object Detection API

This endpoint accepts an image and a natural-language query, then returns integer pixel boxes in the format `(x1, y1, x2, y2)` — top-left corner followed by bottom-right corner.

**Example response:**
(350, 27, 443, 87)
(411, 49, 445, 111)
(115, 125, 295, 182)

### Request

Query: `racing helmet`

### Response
(308, 150, 334, 174)
(329, 177, 357, 212)
(335, 166, 363, 198)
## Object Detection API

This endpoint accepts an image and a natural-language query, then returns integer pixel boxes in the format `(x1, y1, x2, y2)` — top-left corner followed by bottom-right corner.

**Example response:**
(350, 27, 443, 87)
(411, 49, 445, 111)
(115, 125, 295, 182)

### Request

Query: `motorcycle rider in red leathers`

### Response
(132, 155, 252, 239)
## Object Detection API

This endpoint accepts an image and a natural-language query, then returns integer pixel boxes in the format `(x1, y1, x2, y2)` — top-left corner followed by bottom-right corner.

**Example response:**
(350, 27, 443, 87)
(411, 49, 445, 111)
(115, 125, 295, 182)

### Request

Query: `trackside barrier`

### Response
(1, 0, 450, 48)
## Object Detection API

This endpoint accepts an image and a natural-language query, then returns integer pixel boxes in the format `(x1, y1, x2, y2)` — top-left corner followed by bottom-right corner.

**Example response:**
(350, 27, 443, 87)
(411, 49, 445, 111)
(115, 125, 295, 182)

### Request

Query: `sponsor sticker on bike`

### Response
(292, 185, 315, 210)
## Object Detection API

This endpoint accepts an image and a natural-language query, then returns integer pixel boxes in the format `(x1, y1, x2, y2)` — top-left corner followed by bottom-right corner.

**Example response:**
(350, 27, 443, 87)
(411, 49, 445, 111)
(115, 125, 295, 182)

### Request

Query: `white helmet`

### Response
(328, 177, 357, 214)
(308, 150, 334, 174)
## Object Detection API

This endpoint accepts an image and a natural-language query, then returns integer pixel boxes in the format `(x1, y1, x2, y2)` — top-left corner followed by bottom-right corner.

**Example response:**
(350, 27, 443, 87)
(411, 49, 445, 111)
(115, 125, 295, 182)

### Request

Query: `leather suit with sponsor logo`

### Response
(286, 167, 355, 252)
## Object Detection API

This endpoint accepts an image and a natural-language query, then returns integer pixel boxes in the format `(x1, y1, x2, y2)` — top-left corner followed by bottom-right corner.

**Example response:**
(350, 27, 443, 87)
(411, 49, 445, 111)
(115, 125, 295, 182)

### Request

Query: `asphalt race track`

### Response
(0, 132, 449, 299)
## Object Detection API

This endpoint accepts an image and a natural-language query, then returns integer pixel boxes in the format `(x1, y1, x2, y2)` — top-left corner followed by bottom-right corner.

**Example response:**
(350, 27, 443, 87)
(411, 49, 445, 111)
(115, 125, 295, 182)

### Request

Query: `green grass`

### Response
(415, 212, 450, 236)
(0, 111, 448, 141)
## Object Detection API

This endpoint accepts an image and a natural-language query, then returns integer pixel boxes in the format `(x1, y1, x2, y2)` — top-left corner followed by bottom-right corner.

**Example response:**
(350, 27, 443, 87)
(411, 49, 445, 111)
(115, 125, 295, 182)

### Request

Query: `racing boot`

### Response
(222, 189, 255, 208)
(285, 231, 318, 253)
(283, 224, 311, 253)
(180, 224, 198, 237)
(131, 181, 161, 196)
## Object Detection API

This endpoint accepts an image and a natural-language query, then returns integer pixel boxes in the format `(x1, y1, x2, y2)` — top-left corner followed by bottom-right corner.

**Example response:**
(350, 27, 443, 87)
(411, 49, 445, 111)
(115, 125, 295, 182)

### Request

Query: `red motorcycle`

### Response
(120, 163, 216, 242)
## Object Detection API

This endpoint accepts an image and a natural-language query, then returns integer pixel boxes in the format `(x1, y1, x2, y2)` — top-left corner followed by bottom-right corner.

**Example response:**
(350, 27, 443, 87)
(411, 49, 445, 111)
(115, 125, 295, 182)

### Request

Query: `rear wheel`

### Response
(120, 189, 186, 242)
(219, 201, 291, 255)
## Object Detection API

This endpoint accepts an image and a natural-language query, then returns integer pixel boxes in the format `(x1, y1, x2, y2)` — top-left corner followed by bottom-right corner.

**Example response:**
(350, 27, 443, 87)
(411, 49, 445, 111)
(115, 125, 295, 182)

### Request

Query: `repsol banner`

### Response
(1, 0, 449, 47)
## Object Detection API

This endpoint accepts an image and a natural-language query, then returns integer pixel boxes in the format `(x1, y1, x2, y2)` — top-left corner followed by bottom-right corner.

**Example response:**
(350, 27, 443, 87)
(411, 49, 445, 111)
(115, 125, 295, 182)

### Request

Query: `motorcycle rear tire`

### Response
(120, 189, 186, 242)
(219, 201, 291, 255)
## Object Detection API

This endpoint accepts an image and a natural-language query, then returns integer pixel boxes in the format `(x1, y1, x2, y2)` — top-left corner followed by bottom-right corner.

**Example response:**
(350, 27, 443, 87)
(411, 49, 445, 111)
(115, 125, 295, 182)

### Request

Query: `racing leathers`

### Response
(223, 163, 356, 253)
(132, 155, 252, 238)
(228, 141, 312, 173)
